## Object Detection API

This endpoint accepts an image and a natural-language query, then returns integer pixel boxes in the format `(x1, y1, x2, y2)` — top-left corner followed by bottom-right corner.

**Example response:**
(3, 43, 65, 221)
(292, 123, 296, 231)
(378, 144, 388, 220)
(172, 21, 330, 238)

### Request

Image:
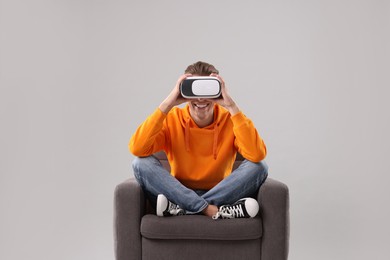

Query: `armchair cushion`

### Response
(141, 214, 262, 240)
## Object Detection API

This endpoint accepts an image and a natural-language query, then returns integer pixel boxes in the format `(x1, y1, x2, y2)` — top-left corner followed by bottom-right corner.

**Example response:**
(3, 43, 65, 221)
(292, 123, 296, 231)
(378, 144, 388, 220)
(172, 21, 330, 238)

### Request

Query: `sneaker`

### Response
(212, 198, 259, 220)
(156, 194, 185, 217)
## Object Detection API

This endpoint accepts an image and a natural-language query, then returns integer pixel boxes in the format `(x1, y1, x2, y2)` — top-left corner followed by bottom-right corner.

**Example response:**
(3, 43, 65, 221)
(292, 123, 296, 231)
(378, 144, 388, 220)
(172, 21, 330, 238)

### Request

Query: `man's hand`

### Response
(210, 73, 240, 116)
(159, 74, 192, 113)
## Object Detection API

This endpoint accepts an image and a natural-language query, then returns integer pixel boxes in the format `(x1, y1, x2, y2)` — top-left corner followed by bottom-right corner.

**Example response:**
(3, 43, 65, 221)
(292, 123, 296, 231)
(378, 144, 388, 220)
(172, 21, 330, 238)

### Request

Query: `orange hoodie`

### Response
(129, 104, 267, 190)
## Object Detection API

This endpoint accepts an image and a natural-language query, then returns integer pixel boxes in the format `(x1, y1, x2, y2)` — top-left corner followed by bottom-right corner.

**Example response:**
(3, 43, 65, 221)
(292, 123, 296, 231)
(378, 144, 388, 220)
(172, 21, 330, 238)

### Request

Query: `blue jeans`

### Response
(132, 155, 268, 214)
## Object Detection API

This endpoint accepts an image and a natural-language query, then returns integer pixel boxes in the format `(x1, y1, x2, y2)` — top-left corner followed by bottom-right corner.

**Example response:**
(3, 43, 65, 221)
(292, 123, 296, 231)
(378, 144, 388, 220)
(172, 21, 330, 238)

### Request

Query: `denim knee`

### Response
(242, 159, 269, 185)
(131, 156, 158, 182)
(131, 157, 142, 183)
(255, 160, 269, 184)
(256, 160, 268, 174)
(132, 156, 145, 172)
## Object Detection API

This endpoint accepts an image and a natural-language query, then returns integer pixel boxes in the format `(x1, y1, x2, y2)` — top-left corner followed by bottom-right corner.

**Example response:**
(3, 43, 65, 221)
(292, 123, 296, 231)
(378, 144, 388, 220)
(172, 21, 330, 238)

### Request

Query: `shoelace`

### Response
(168, 202, 184, 215)
(212, 204, 244, 219)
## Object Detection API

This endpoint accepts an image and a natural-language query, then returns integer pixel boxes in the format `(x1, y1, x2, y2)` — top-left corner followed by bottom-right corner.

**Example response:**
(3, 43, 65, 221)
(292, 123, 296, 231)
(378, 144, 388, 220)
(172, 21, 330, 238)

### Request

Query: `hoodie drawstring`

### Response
(185, 119, 190, 152)
(213, 123, 219, 160)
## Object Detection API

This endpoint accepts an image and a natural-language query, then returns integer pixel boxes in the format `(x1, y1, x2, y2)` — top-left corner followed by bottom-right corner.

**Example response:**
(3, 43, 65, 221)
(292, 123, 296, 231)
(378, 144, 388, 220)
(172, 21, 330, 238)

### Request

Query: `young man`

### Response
(129, 61, 268, 219)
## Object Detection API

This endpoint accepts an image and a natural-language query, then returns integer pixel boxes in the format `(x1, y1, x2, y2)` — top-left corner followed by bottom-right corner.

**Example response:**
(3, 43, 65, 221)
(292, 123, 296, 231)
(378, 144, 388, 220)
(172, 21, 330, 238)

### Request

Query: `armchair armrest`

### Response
(257, 178, 290, 260)
(114, 177, 145, 260)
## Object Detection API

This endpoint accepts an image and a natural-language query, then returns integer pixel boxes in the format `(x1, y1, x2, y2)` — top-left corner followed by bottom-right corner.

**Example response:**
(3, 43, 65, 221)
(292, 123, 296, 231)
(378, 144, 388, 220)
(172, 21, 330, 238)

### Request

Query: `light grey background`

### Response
(1, 0, 389, 259)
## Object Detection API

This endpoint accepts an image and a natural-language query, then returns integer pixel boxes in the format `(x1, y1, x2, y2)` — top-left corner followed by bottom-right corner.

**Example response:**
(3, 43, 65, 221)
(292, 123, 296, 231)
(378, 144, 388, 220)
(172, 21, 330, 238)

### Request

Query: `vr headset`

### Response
(180, 76, 221, 99)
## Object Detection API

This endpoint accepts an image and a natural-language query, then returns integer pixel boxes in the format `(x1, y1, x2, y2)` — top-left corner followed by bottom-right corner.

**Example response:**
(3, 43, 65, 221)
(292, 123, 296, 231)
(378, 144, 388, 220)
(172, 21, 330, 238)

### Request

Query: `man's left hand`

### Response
(210, 73, 240, 116)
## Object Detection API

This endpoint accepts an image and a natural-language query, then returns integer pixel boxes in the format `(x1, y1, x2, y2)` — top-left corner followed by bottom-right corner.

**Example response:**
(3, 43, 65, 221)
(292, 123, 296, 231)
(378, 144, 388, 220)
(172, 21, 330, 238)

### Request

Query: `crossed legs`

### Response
(132, 155, 268, 215)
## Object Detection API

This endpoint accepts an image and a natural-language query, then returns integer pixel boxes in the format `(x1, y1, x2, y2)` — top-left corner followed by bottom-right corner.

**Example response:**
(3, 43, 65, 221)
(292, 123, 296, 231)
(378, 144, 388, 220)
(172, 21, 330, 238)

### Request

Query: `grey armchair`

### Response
(114, 152, 290, 260)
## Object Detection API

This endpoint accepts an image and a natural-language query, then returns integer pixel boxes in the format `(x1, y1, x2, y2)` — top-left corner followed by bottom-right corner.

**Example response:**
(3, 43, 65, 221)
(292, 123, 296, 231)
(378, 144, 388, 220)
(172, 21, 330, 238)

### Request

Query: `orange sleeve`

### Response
(129, 108, 169, 157)
(231, 112, 267, 162)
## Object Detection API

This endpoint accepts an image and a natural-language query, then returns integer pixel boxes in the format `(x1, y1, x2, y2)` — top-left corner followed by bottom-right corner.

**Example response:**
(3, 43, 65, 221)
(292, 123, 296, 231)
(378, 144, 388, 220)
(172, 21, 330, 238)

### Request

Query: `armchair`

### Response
(114, 152, 289, 260)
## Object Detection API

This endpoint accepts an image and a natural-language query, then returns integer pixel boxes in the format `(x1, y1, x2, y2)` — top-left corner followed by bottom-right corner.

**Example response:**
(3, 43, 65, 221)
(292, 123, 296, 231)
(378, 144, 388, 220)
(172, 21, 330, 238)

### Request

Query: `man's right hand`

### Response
(159, 74, 192, 114)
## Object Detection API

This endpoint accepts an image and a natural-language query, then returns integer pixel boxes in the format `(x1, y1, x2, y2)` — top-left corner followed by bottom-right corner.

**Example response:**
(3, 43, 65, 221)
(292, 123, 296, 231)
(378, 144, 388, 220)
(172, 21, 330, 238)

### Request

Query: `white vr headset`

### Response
(180, 76, 221, 99)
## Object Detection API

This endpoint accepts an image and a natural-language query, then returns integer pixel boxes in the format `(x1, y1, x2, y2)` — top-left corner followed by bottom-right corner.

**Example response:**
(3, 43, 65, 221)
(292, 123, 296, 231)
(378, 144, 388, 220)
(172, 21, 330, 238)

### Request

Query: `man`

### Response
(129, 61, 268, 219)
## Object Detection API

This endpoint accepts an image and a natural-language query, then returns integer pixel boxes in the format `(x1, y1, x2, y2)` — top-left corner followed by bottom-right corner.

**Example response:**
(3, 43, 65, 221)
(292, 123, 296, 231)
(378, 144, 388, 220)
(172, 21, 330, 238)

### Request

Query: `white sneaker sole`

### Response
(156, 194, 168, 217)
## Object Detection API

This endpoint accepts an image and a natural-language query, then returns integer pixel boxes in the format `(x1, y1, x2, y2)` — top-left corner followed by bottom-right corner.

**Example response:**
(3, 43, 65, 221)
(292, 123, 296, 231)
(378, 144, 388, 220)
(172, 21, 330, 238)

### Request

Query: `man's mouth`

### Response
(194, 103, 210, 109)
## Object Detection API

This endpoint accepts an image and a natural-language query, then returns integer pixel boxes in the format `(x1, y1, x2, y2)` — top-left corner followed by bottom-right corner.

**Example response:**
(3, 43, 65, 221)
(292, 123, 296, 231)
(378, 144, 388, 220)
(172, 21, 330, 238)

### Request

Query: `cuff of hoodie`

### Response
(154, 107, 168, 120)
(230, 111, 248, 127)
